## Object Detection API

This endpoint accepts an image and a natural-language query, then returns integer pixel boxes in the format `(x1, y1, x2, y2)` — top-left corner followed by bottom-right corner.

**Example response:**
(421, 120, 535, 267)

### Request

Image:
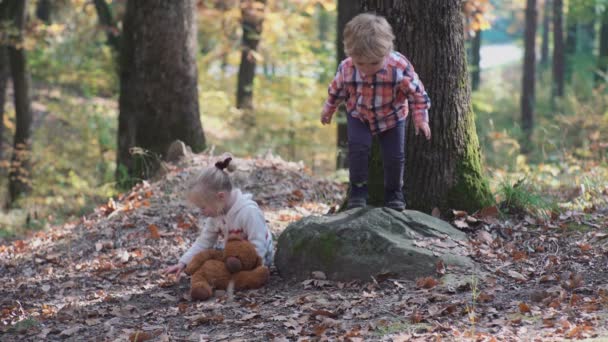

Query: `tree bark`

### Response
(36, 0, 51, 24)
(564, 0, 577, 82)
(0, 47, 8, 161)
(521, 0, 537, 154)
(236, 0, 266, 118)
(540, 0, 551, 66)
(597, 9, 608, 84)
(552, 0, 565, 97)
(93, 0, 121, 54)
(358, 0, 492, 213)
(470, 30, 482, 91)
(118, 0, 205, 186)
(335, 0, 360, 169)
(6, 0, 33, 204)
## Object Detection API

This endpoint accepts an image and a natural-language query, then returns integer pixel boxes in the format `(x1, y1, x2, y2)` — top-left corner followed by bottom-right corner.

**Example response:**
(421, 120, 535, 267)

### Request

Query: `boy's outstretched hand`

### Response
(415, 121, 431, 140)
(162, 262, 186, 281)
(320, 111, 333, 125)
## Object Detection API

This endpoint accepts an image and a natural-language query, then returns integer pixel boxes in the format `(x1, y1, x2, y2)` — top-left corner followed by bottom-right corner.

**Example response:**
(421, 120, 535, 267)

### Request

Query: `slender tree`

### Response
(118, 0, 205, 185)
(597, 8, 608, 83)
(335, 0, 360, 169)
(521, 0, 537, 154)
(236, 0, 266, 122)
(0, 2, 9, 161)
(35, 0, 51, 24)
(93, 0, 121, 54)
(5, 0, 33, 204)
(356, 0, 492, 213)
(540, 0, 551, 66)
(553, 0, 565, 97)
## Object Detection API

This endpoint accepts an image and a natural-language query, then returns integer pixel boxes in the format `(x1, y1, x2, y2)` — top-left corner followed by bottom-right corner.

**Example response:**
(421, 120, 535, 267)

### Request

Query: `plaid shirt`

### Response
(323, 51, 430, 135)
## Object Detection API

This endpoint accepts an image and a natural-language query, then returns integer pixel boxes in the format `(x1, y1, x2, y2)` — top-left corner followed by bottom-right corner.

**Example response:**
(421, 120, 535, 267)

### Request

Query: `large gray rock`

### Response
(275, 207, 475, 281)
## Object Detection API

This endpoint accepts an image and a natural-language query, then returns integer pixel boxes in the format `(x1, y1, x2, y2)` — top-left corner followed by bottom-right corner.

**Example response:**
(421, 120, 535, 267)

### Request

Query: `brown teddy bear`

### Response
(185, 236, 270, 300)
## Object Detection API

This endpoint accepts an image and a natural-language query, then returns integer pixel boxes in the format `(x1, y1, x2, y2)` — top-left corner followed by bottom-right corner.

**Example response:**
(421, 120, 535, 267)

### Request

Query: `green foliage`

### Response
(497, 178, 557, 218)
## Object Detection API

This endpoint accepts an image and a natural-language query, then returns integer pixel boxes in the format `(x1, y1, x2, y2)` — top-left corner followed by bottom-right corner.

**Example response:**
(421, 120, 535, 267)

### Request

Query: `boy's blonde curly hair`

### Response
(344, 13, 395, 61)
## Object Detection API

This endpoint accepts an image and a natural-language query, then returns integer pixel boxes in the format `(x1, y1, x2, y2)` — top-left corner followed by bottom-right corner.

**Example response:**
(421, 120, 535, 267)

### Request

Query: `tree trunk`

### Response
(359, 0, 493, 213)
(0, 47, 8, 161)
(521, 0, 537, 154)
(564, 0, 577, 82)
(36, 0, 51, 24)
(597, 9, 608, 84)
(6, 0, 33, 205)
(540, 0, 551, 66)
(335, 0, 361, 169)
(470, 30, 482, 91)
(236, 0, 266, 126)
(118, 0, 205, 186)
(93, 0, 121, 54)
(552, 0, 565, 97)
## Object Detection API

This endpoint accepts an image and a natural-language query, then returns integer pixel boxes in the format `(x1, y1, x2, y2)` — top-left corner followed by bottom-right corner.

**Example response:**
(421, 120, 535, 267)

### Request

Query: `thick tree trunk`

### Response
(470, 30, 482, 91)
(236, 0, 266, 119)
(36, 0, 51, 24)
(0, 47, 8, 161)
(540, 0, 551, 66)
(6, 0, 33, 205)
(118, 0, 205, 185)
(553, 0, 565, 97)
(335, 0, 360, 169)
(93, 0, 121, 54)
(521, 0, 537, 154)
(359, 0, 492, 213)
(597, 10, 608, 83)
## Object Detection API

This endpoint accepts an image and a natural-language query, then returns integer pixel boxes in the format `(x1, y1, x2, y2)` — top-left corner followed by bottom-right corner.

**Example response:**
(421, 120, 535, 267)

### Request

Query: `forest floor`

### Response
(2, 153, 608, 341)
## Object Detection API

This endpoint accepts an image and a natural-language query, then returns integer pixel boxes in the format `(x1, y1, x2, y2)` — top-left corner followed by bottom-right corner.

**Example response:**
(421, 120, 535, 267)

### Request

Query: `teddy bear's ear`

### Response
(227, 235, 243, 242)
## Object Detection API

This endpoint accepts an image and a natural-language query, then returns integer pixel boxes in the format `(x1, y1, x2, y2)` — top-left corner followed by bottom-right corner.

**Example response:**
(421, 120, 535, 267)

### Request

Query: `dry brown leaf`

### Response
(436, 260, 446, 276)
(518, 302, 531, 313)
(479, 206, 499, 218)
(452, 210, 468, 218)
(129, 331, 152, 342)
(148, 224, 161, 239)
(416, 276, 438, 289)
(410, 310, 423, 323)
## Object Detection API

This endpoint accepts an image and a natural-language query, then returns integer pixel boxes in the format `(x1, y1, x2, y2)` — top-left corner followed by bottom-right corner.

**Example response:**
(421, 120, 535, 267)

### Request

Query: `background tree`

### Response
(335, 0, 360, 169)
(236, 0, 266, 127)
(540, 0, 551, 66)
(5, 0, 33, 205)
(357, 0, 493, 213)
(118, 0, 205, 185)
(93, 0, 121, 54)
(463, 0, 493, 92)
(36, 0, 52, 24)
(521, 0, 537, 154)
(553, 0, 565, 98)
(598, 7, 608, 83)
(0, 4, 9, 161)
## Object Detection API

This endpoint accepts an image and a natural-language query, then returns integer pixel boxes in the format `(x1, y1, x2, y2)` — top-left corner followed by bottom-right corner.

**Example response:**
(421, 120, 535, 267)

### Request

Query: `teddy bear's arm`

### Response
(185, 249, 223, 275)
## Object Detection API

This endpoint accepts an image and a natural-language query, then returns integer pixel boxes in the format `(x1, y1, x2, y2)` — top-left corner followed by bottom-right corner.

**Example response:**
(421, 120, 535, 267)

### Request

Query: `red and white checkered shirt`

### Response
(322, 51, 430, 135)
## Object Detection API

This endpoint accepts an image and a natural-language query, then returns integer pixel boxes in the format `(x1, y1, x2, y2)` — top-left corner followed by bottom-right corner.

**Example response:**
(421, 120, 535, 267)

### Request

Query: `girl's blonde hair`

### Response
(344, 13, 395, 61)
(191, 154, 236, 195)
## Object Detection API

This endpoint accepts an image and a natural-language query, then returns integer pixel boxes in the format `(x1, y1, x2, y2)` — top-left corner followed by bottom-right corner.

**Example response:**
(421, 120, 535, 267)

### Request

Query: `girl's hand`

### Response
(162, 262, 186, 281)
(415, 121, 431, 140)
(320, 111, 333, 125)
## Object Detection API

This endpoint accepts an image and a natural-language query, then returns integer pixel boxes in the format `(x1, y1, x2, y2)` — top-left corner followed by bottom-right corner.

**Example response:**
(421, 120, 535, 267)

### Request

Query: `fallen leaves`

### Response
(148, 224, 161, 239)
(416, 276, 439, 289)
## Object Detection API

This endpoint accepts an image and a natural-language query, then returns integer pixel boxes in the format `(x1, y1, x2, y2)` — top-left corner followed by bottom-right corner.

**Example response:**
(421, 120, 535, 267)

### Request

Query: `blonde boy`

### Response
(321, 13, 431, 210)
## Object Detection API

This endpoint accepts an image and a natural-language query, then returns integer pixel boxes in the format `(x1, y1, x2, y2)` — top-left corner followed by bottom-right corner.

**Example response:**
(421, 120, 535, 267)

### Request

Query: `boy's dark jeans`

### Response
(347, 114, 405, 210)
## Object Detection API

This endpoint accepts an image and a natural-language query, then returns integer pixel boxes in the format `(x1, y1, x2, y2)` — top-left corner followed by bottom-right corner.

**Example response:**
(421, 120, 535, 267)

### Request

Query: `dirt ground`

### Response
(2, 153, 608, 341)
